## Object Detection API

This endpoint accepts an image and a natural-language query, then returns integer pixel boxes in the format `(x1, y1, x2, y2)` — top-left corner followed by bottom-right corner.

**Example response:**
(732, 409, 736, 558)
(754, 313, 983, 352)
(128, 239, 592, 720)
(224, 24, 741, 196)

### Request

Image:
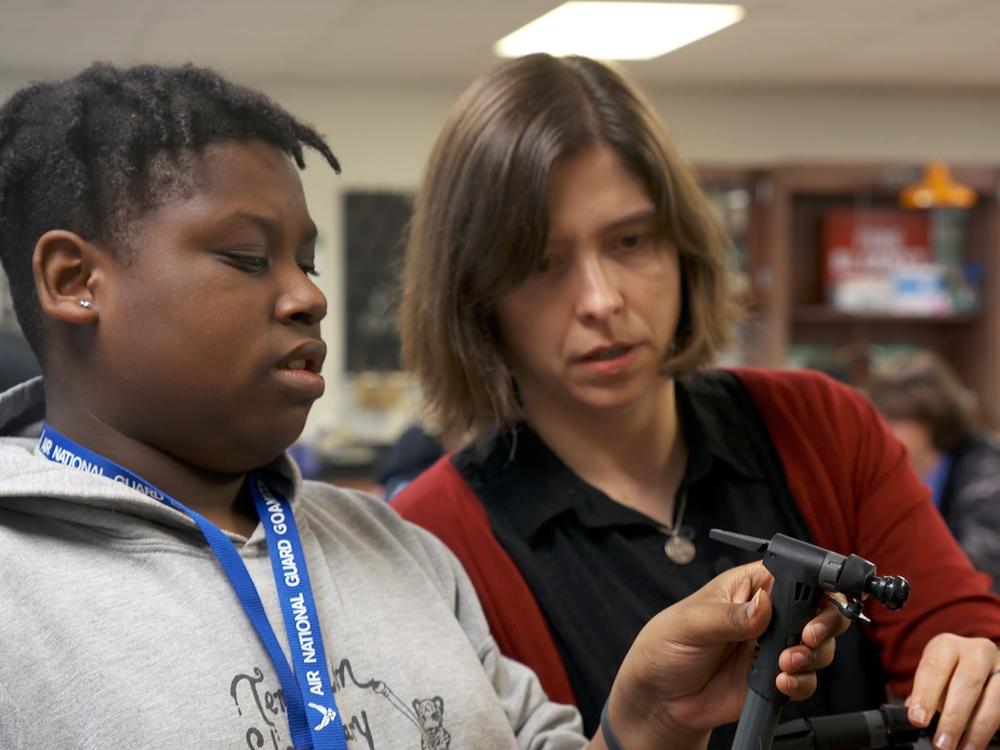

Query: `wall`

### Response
(3, 73, 1000, 437)
(264, 81, 1000, 438)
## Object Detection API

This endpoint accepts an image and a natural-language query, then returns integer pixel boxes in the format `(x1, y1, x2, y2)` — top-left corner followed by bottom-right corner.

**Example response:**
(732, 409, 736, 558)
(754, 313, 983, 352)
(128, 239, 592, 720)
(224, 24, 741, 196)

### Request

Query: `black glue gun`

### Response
(708, 529, 910, 750)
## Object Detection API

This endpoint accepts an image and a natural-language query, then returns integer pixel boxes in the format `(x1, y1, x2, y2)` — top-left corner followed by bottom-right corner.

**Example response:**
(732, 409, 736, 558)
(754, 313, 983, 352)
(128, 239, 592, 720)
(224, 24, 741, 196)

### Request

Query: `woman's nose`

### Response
(574, 255, 623, 320)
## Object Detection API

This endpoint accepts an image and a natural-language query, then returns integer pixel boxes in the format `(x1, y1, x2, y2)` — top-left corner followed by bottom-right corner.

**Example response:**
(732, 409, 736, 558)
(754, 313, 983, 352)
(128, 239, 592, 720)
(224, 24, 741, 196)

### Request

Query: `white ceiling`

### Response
(1, 0, 999, 89)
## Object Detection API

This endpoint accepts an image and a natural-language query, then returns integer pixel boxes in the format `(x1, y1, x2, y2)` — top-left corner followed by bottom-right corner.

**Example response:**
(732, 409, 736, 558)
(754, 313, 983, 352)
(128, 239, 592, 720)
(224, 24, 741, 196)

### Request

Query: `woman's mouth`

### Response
(583, 344, 633, 362)
(577, 343, 638, 375)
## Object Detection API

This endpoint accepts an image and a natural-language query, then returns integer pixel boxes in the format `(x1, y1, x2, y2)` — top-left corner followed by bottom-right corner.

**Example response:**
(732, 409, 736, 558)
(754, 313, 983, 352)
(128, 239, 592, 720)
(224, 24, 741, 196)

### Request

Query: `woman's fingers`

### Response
(929, 640, 1000, 750)
(908, 634, 1000, 750)
(956, 672, 1000, 750)
(909, 634, 960, 726)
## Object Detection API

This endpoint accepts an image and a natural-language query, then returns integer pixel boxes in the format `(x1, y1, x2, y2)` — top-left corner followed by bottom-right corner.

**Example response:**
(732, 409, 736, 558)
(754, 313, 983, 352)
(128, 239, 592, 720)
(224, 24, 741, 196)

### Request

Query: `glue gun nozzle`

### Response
(709, 528, 770, 553)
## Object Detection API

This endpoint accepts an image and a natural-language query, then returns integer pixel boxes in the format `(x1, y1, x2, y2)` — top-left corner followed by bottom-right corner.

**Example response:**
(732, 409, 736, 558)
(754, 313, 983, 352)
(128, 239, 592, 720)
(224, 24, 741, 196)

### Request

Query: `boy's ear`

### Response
(33, 230, 104, 324)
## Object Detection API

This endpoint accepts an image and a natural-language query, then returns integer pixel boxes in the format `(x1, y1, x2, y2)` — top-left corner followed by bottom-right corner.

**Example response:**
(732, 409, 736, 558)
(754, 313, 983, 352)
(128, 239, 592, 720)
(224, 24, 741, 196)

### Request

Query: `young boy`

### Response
(0, 63, 840, 749)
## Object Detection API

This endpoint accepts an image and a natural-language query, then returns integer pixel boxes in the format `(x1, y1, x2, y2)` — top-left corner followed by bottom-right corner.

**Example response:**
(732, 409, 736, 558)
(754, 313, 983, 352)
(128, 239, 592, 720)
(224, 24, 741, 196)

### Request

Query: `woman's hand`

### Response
(595, 561, 849, 750)
(907, 633, 1000, 750)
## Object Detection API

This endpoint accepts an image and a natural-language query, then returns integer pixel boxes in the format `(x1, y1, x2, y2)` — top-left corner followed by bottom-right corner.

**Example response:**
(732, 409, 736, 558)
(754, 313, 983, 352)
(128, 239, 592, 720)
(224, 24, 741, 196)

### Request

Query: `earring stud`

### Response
(78, 299, 92, 309)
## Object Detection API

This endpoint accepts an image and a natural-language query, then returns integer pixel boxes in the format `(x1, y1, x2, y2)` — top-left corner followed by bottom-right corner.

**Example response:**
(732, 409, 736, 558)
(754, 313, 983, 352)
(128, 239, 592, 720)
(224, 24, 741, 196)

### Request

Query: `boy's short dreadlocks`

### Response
(0, 62, 340, 359)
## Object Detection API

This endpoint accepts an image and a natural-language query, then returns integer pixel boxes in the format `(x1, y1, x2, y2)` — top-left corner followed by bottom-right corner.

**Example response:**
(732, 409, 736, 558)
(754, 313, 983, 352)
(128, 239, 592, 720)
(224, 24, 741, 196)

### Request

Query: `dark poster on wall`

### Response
(343, 190, 413, 372)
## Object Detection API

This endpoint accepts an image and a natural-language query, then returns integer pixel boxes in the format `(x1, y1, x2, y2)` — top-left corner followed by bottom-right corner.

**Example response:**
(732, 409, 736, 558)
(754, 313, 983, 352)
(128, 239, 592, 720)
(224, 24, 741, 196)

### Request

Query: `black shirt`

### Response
(453, 371, 884, 746)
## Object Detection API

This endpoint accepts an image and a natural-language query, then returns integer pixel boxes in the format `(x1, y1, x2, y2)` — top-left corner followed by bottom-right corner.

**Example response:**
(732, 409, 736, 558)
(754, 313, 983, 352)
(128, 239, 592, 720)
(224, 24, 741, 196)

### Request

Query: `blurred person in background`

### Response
(373, 423, 444, 499)
(869, 350, 1000, 592)
(0, 326, 41, 391)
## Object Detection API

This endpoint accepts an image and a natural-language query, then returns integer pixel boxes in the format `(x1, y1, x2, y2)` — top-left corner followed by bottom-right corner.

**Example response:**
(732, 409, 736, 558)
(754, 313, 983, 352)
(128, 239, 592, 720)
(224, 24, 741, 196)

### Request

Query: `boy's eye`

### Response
(220, 252, 268, 273)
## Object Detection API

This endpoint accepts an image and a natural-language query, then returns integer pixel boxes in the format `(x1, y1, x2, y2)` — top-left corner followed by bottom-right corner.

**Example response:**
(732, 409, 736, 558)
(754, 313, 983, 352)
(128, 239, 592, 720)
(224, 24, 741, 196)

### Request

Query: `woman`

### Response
(394, 53, 1000, 750)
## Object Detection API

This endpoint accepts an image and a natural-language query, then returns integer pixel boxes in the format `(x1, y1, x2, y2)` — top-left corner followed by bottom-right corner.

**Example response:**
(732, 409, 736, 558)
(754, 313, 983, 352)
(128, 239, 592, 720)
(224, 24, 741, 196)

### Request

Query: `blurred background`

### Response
(2, 0, 1000, 488)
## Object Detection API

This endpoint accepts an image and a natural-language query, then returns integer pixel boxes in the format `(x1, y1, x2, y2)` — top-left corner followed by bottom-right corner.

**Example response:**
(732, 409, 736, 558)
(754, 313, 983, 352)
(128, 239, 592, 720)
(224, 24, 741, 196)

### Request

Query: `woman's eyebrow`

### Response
(601, 208, 657, 233)
(548, 208, 658, 243)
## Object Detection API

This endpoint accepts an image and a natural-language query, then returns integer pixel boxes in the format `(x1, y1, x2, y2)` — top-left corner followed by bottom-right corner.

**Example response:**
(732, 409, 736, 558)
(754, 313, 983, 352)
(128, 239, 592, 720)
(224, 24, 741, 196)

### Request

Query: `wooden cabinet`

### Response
(698, 163, 1000, 427)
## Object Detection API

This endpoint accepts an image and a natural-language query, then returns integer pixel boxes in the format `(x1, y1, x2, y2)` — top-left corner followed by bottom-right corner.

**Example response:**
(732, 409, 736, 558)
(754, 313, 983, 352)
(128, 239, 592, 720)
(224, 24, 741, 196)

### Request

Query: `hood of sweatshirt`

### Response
(0, 376, 299, 548)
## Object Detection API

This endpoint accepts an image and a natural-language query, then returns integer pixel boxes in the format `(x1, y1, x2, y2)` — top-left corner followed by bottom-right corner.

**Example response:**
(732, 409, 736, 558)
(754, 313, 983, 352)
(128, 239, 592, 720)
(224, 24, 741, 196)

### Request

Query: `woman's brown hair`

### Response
(401, 53, 736, 442)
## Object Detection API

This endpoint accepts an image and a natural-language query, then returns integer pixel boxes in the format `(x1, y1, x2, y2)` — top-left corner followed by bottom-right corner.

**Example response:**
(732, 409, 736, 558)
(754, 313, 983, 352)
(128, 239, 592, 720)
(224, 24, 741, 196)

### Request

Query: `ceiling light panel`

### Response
(495, 2, 746, 61)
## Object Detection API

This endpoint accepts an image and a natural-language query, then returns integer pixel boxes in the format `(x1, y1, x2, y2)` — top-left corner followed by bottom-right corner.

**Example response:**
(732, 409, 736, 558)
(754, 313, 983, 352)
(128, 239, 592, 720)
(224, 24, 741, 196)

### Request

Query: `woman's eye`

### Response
(299, 262, 320, 278)
(535, 253, 567, 275)
(619, 233, 647, 251)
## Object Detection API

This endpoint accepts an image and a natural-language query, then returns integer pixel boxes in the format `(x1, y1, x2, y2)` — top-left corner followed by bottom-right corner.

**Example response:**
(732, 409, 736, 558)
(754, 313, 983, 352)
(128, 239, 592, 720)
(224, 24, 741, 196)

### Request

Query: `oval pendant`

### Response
(664, 534, 696, 565)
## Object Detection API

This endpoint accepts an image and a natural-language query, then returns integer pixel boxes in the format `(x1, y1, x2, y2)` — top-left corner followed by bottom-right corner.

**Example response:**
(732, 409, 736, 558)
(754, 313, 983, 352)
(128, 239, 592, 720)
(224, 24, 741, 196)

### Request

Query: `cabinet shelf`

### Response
(792, 306, 981, 325)
(702, 161, 1000, 427)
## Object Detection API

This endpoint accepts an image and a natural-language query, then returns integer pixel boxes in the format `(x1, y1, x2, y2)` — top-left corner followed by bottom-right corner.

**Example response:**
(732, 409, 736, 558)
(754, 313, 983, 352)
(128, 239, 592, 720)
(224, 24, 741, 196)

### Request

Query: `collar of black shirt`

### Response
(456, 371, 769, 540)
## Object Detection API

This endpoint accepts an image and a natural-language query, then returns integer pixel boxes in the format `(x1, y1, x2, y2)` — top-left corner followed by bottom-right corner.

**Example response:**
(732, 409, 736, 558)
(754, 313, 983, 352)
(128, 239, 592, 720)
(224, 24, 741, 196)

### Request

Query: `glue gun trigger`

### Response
(824, 593, 871, 623)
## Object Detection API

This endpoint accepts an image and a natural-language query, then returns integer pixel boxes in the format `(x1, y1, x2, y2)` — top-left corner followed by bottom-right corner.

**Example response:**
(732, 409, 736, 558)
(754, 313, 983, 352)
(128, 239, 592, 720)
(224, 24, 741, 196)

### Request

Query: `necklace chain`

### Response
(668, 490, 687, 532)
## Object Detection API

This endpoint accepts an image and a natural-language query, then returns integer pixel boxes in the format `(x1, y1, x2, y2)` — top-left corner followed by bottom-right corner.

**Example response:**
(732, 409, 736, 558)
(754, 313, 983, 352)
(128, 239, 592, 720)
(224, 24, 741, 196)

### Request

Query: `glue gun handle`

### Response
(732, 688, 784, 750)
(748, 575, 821, 701)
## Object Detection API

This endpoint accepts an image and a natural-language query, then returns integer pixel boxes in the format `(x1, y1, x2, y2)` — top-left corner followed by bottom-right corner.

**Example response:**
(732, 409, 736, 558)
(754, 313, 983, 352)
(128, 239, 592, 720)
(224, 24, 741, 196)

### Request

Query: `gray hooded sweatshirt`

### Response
(0, 378, 586, 749)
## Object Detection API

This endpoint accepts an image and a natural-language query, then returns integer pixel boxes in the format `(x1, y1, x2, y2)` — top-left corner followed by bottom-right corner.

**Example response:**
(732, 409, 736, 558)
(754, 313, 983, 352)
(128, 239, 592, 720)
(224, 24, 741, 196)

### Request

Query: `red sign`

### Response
(822, 210, 931, 292)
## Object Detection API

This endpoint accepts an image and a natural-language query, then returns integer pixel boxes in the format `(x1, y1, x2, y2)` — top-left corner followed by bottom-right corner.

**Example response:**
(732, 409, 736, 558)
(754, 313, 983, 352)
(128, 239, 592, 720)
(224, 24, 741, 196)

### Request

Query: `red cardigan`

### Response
(393, 369, 1000, 706)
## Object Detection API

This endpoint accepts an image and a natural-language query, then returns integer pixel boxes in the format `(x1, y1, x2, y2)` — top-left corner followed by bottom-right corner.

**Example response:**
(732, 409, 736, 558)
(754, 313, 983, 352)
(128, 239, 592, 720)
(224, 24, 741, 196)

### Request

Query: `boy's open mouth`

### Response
(276, 340, 327, 375)
(278, 359, 321, 373)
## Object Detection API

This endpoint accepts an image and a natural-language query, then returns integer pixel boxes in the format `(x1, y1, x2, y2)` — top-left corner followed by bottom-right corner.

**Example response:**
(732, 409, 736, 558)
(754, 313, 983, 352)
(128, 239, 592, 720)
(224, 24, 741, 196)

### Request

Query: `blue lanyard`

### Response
(38, 424, 345, 750)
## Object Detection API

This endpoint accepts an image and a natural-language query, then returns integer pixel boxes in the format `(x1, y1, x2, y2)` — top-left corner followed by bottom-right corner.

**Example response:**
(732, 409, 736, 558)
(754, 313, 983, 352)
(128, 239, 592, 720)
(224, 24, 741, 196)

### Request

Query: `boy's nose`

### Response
(276, 271, 327, 326)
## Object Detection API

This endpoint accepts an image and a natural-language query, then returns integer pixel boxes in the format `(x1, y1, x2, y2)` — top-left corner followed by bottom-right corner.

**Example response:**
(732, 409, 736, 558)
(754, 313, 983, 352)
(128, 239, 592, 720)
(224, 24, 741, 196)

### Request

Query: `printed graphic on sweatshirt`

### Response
(230, 667, 293, 750)
(229, 660, 451, 749)
(333, 657, 451, 749)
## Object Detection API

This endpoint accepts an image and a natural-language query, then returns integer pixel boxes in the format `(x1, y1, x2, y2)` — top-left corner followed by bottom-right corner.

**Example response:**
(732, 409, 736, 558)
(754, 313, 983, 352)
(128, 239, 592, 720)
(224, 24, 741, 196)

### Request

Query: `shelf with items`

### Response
(695, 165, 771, 365)
(697, 167, 757, 299)
(791, 306, 981, 325)
(754, 163, 1000, 426)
